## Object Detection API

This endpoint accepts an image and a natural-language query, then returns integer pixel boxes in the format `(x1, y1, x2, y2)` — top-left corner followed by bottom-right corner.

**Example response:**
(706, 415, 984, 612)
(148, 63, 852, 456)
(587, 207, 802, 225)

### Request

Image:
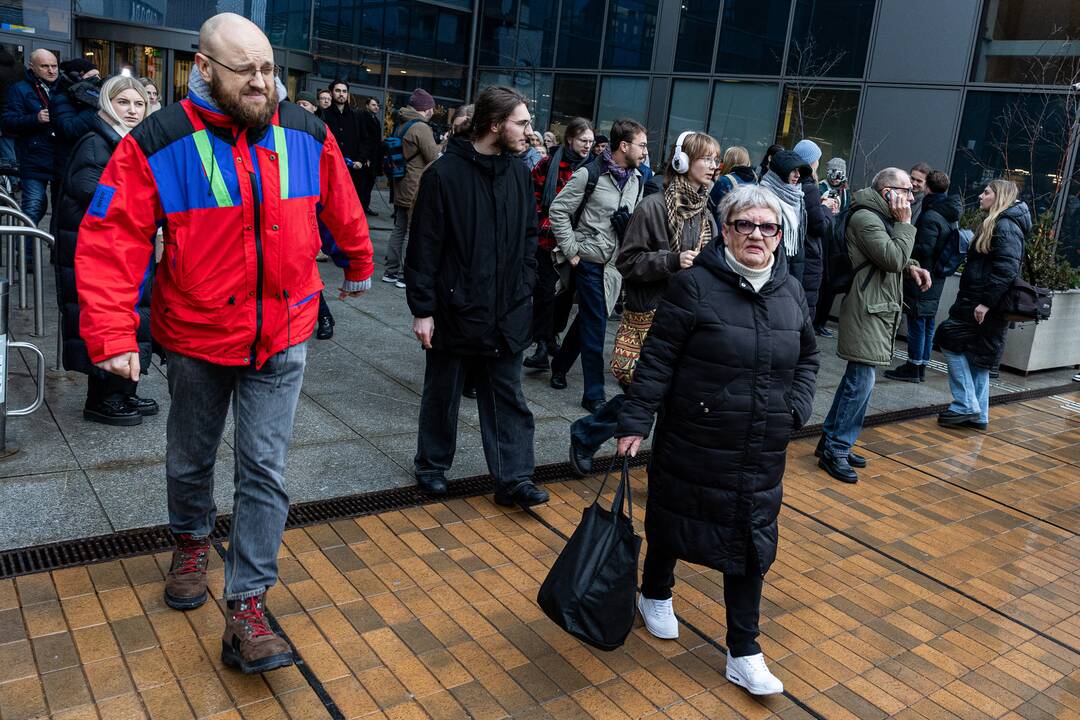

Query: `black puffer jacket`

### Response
(53, 116, 152, 374)
(939, 201, 1029, 369)
(616, 242, 819, 576)
(903, 193, 963, 317)
(800, 176, 829, 318)
(49, 75, 100, 170)
(405, 135, 538, 356)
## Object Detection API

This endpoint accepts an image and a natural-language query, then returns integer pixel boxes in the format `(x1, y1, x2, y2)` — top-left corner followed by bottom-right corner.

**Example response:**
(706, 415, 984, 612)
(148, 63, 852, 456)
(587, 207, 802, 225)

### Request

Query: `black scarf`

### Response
(541, 144, 588, 212)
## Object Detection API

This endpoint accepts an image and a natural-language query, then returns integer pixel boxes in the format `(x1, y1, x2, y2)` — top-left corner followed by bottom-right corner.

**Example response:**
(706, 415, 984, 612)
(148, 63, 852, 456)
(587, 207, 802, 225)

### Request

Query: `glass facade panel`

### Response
(516, 0, 557, 69)
(674, 0, 720, 73)
(550, 74, 596, 134)
(709, 81, 780, 163)
(388, 55, 465, 100)
(603, 0, 659, 70)
(479, 0, 519, 66)
(714, 0, 791, 76)
(951, 91, 1071, 221)
(556, 0, 605, 68)
(787, 0, 875, 79)
(313, 39, 385, 86)
(315, 1, 469, 64)
(1059, 162, 1080, 266)
(595, 76, 649, 135)
(776, 84, 859, 165)
(478, 70, 553, 134)
(3, 0, 70, 38)
(666, 79, 709, 156)
(265, 0, 312, 50)
(971, 0, 1080, 84)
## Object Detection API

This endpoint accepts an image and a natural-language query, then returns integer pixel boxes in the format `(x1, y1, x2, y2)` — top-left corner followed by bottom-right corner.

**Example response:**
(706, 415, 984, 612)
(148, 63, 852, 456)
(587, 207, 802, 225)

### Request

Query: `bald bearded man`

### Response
(76, 13, 374, 674)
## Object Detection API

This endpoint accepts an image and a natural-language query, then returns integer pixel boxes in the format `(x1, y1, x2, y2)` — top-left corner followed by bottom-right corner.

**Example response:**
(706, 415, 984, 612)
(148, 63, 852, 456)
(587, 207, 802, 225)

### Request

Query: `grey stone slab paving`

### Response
(0, 187, 1075, 550)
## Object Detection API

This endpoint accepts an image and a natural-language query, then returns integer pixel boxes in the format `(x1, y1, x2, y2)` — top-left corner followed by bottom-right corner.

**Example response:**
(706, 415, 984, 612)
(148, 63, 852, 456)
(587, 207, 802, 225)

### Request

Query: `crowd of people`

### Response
(0, 12, 1040, 696)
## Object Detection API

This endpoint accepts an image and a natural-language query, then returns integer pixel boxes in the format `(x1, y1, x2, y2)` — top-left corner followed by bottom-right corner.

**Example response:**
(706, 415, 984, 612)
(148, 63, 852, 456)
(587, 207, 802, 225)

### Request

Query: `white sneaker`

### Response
(726, 652, 784, 696)
(1073, 373, 1080, 382)
(395, 279, 406, 289)
(637, 594, 679, 639)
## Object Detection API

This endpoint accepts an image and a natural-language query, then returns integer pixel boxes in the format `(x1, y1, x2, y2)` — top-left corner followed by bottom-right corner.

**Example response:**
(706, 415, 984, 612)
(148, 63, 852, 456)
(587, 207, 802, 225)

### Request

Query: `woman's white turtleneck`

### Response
(724, 246, 774, 293)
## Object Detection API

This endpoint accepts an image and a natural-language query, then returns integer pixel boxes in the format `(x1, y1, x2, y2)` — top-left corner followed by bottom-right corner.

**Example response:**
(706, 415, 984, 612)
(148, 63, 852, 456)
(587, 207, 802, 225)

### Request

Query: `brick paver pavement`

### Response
(0, 393, 1076, 718)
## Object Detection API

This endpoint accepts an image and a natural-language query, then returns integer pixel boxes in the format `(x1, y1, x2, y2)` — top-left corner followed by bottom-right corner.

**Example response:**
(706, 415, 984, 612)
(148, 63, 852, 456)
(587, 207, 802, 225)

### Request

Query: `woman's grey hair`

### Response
(718, 184, 784, 228)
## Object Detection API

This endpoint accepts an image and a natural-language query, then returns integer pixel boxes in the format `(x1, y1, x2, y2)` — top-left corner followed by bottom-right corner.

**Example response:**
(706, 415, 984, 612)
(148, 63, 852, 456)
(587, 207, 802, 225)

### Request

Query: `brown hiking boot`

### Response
(221, 594, 293, 674)
(164, 533, 210, 610)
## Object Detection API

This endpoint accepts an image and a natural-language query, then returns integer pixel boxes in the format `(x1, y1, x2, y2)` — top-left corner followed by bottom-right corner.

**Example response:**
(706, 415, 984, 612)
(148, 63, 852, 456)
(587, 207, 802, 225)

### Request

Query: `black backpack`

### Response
(570, 160, 643, 232)
(995, 214, 1052, 323)
(824, 205, 894, 295)
(381, 119, 421, 179)
(931, 223, 970, 277)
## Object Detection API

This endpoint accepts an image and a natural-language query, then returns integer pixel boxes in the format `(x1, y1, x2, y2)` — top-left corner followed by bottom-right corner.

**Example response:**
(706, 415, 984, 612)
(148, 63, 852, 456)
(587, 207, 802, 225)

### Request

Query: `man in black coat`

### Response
(320, 80, 367, 207)
(885, 170, 963, 383)
(405, 85, 548, 508)
(1, 49, 59, 226)
(355, 96, 383, 216)
(49, 58, 101, 172)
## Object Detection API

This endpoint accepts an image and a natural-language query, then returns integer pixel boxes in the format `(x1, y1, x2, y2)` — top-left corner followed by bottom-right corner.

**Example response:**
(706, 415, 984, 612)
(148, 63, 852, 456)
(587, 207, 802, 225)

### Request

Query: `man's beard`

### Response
(210, 73, 276, 127)
(496, 127, 525, 154)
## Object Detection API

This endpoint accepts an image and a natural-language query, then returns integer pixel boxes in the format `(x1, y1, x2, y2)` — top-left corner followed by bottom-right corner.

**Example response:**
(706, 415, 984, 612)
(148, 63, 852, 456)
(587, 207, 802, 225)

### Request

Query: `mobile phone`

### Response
(884, 189, 894, 202)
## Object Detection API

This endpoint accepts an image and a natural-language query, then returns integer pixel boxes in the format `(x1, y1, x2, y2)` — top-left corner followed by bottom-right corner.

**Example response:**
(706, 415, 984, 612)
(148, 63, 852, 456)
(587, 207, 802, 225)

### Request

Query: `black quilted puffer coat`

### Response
(616, 241, 819, 576)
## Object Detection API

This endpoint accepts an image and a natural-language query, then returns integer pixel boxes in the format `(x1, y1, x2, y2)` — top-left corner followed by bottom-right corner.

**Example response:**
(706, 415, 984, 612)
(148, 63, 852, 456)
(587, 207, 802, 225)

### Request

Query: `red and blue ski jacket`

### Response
(76, 88, 374, 368)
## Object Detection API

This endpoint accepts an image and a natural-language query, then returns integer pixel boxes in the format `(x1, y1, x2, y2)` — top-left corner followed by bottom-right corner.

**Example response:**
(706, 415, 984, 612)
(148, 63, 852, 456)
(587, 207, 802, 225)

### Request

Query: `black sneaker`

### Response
(417, 474, 448, 496)
(938, 410, 981, 427)
(381, 274, 400, 284)
(316, 316, 334, 340)
(962, 419, 988, 430)
(884, 362, 921, 383)
(84, 397, 143, 426)
(462, 386, 477, 399)
(814, 438, 866, 468)
(814, 326, 834, 338)
(523, 342, 550, 370)
(568, 438, 593, 478)
(125, 395, 159, 416)
(494, 482, 549, 508)
(550, 372, 567, 390)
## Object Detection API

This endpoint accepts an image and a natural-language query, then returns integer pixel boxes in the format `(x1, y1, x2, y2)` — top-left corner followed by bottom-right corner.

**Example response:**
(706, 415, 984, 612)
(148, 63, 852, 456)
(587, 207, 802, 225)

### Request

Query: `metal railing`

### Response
(0, 190, 55, 339)
(0, 277, 46, 456)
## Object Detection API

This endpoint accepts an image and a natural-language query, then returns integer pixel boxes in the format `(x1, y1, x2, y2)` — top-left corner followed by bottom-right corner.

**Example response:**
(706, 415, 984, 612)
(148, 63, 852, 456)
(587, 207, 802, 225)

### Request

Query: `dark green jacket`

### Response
(837, 188, 918, 365)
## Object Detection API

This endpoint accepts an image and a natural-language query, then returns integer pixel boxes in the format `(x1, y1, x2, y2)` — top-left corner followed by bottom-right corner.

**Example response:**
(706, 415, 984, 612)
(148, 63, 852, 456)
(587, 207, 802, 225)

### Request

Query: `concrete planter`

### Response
(895, 274, 960, 340)
(1000, 289, 1080, 374)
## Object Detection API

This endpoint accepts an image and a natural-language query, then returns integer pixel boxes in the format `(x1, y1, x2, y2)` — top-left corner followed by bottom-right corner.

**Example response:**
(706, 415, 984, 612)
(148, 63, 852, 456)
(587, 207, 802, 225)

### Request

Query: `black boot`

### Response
(494, 481, 549, 508)
(523, 341, 550, 370)
(316, 316, 334, 340)
(85, 396, 143, 426)
(917, 364, 925, 382)
(883, 361, 921, 383)
(125, 395, 159, 416)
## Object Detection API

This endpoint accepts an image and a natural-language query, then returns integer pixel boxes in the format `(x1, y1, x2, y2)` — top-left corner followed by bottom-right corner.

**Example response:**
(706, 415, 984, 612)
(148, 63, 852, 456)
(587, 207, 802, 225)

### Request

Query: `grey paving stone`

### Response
(0, 472, 112, 550)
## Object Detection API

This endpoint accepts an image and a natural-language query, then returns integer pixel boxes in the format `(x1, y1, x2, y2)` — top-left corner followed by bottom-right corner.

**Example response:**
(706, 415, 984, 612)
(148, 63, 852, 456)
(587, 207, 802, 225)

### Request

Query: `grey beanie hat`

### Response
(827, 157, 847, 175)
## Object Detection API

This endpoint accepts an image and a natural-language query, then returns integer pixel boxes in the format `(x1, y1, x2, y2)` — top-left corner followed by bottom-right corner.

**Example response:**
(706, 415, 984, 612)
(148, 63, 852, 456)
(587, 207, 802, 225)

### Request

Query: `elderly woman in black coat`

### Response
(616, 184, 819, 696)
(55, 74, 155, 426)
(936, 179, 1028, 431)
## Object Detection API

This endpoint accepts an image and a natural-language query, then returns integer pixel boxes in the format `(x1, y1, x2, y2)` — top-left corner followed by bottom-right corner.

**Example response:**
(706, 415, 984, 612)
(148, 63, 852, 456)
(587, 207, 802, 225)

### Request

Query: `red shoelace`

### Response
(173, 539, 208, 575)
(233, 599, 274, 638)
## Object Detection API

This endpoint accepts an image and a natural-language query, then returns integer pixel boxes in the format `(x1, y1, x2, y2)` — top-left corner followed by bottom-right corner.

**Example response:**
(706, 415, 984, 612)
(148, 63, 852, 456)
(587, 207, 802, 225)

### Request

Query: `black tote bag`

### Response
(536, 458, 642, 651)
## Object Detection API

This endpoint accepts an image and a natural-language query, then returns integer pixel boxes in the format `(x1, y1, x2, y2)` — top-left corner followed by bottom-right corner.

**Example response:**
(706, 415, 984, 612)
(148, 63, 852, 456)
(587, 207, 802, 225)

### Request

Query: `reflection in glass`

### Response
(173, 51, 196, 105)
(666, 80, 709, 157)
(710, 82, 781, 165)
(776, 84, 859, 166)
(714, 0, 791, 75)
(603, 0, 660, 71)
(596, 76, 649, 136)
(313, 39, 385, 87)
(550, 75, 597, 134)
(315, 0, 469, 64)
(478, 70, 553, 134)
(1059, 162, 1080, 266)
(516, 0, 558, 69)
(970, 0, 1080, 84)
(787, 0, 875, 79)
(1, 0, 70, 38)
(479, 0, 519, 66)
(556, 0, 606, 68)
(388, 55, 466, 100)
(675, 0, 720, 73)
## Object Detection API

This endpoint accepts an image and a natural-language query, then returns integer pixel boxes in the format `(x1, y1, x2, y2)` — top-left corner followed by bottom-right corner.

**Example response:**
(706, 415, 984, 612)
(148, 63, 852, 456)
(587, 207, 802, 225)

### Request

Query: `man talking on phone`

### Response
(817, 168, 931, 484)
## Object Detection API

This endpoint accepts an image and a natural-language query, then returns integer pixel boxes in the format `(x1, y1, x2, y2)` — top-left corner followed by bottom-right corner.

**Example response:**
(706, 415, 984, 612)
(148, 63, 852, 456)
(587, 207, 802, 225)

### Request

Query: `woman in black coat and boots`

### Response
(616, 184, 819, 696)
(936, 179, 1028, 431)
(55, 75, 155, 426)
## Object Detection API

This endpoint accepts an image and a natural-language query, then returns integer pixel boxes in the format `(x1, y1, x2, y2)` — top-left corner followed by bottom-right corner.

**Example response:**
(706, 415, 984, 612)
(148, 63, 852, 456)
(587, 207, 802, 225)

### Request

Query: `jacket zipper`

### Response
(249, 170, 264, 364)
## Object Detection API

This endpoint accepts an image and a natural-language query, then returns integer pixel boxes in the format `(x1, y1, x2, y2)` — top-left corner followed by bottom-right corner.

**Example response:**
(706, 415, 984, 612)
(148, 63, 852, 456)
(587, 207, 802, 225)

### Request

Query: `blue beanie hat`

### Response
(793, 139, 822, 166)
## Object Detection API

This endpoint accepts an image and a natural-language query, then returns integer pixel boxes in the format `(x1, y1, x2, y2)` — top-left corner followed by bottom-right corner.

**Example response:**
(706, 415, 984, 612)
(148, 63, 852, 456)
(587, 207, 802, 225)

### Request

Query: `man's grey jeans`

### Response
(166, 344, 306, 600)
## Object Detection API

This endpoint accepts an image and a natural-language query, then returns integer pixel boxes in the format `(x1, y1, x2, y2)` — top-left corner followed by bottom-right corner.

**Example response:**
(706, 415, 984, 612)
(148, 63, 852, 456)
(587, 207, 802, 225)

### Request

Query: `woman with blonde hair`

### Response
(139, 77, 162, 114)
(709, 144, 756, 209)
(568, 131, 720, 475)
(936, 179, 1028, 431)
(55, 75, 154, 425)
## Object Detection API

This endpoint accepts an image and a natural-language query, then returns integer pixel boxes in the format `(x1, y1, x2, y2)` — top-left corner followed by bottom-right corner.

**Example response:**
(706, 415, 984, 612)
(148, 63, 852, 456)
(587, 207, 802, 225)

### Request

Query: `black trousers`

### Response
(415, 349, 535, 493)
(814, 287, 836, 329)
(86, 366, 137, 406)
(640, 542, 764, 657)
(531, 247, 560, 344)
(354, 165, 376, 212)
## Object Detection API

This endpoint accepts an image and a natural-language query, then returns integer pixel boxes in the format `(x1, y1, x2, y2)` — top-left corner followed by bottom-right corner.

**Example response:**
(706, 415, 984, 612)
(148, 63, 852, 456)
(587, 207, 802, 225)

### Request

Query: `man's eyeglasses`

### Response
(203, 53, 280, 81)
(885, 186, 915, 198)
(628, 142, 649, 151)
(726, 220, 782, 238)
(508, 118, 533, 129)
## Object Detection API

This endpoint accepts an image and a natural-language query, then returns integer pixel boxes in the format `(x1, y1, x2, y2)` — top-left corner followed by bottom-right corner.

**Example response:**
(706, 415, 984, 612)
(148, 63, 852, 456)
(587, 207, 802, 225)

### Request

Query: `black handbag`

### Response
(536, 457, 642, 651)
(996, 277, 1052, 323)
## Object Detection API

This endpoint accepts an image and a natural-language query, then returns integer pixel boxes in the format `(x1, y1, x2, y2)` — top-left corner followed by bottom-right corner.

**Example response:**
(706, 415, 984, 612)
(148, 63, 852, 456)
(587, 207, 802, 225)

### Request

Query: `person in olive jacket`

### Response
(936, 179, 1028, 431)
(817, 169, 932, 484)
(616, 184, 819, 697)
(54, 75, 154, 426)
(885, 170, 963, 383)
(405, 85, 548, 509)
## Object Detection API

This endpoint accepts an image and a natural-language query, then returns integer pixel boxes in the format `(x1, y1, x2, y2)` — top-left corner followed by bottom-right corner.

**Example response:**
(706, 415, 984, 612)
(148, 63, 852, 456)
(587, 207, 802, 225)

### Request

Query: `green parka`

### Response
(837, 188, 918, 365)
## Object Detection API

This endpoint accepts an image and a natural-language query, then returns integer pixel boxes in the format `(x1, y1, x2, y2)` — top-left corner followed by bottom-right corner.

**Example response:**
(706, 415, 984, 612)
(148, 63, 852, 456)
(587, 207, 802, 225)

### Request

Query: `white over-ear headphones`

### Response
(671, 131, 693, 174)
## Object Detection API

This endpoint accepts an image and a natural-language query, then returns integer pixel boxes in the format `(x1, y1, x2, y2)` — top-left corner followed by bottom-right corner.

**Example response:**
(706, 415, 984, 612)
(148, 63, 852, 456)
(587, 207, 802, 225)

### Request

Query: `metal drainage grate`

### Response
(0, 381, 1074, 580)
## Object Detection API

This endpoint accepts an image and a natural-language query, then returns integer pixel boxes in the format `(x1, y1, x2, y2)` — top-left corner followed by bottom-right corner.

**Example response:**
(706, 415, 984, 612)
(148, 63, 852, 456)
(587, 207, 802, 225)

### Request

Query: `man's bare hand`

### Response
(338, 288, 366, 300)
(908, 265, 932, 292)
(569, 255, 581, 267)
(679, 250, 699, 269)
(37, 108, 50, 124)
(617, 436, 643, 457)
(95, 352, 140, 381)
(413, 316, 434, 349)
(974, 303, 989, 324)
(889, 191, 912, 224)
